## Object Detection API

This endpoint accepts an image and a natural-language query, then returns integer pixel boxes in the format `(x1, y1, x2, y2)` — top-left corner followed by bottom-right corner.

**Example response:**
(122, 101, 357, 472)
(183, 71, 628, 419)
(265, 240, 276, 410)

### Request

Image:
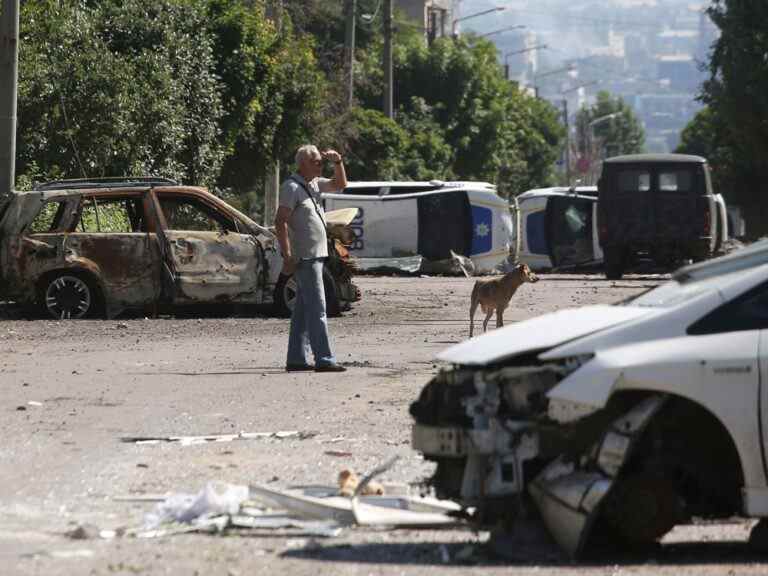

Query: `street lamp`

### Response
(586, 112, 623, 183)
(532, 64, 576, 98)
(478, 24, 526, 39)
(504, 44, 547, 80)
(452, 6, 506, 36)
(556, 81, 597, 185)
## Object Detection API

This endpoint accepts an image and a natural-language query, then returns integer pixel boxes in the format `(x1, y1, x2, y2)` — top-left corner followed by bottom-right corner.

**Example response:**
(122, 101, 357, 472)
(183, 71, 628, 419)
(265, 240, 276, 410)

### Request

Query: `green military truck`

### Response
(597, 153, 725, 280)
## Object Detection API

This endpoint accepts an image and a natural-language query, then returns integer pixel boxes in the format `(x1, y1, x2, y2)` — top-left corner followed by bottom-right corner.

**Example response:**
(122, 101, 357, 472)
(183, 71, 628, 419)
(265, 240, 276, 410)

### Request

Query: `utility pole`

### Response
(264, 0, 283, 226)
(562, 99, 570, 185)
(344, 0, 356, 108)
(383, 0, 393, 119)
(0, 0, 19, 198)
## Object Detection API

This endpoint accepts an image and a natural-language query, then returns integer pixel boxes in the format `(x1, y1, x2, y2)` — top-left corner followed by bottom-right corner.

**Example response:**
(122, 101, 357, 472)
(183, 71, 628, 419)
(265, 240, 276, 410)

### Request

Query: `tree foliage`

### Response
(18, 0, 225, 187)
(13, 0, 567, 203)
(698, 0, 768, 236)
(355, 33, 564, 194)
(676, 106, 739, 201)
(574, 91, 645, 162)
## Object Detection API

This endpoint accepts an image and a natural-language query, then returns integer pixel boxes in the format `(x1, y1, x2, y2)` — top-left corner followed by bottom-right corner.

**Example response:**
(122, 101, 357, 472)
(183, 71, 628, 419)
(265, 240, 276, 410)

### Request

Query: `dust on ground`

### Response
(1, 274, 764, 575)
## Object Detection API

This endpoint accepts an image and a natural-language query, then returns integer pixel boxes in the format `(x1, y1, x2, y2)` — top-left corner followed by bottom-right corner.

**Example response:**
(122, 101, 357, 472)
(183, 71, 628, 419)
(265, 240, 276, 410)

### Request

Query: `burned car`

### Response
(0, 178, 359, 319)
(411, 240, 768, 557)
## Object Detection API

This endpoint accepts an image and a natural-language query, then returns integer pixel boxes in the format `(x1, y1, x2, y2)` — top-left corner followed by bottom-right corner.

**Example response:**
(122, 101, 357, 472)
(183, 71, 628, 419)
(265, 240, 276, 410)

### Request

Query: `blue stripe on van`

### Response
(471, 205, 493, 255)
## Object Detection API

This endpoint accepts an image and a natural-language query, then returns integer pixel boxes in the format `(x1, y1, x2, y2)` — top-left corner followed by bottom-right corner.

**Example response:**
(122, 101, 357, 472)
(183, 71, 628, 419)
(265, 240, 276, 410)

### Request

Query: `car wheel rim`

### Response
(283, 277, 297, 311)
(45, 276, 92, 320)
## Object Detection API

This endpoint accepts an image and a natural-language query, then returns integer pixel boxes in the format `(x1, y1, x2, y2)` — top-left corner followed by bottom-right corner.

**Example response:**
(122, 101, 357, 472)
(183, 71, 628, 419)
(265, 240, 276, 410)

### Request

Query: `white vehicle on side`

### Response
(517, 186, 602, 270)
(410, 240, 768, 558)
(322, 181, 519, 273)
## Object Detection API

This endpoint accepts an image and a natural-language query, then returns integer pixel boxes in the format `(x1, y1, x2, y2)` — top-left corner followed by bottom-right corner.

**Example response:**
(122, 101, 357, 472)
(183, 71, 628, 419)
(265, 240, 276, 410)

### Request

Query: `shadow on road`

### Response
(282, 539, 762, 568)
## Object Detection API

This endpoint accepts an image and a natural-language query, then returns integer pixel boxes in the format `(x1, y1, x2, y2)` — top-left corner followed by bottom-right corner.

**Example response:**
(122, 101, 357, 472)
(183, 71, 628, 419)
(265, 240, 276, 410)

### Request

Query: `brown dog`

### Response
(469, 263, 539, 337)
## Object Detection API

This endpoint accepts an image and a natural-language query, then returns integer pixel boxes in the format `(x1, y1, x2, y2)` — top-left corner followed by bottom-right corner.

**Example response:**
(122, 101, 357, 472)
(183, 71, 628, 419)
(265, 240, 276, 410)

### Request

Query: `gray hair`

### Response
(295, 144, 320, 167)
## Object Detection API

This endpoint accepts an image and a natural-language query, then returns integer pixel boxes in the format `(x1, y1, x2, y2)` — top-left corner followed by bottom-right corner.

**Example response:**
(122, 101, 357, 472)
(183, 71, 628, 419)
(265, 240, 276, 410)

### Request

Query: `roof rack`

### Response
(34, 177, 179, 191)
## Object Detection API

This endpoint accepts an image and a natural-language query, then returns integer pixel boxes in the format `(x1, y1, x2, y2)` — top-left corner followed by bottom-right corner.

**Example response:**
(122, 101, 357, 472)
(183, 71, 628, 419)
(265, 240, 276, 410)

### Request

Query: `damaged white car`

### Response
(411, 240, 768, 558)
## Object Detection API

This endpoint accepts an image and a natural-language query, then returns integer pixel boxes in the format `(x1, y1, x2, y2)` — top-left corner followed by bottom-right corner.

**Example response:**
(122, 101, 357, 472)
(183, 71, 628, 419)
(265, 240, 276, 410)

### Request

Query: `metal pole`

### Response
(383, 0, 393, 119)
(0, 0, 19, 198)
(563, 99, 570, 185)
(264, 161, 280, 227)
(344, 0, 356, 108)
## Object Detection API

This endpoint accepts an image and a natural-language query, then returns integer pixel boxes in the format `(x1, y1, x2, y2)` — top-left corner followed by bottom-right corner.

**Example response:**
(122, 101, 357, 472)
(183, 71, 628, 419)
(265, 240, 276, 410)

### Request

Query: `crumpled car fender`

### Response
(529, 395, 667, 558)
(547, 331, 763, 495)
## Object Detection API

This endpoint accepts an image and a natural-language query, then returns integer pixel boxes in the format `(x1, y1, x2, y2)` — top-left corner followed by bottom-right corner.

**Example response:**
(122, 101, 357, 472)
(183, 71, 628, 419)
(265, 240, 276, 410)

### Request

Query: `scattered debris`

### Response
(337, 469, 383, 497)
(121, 430, 317, 446)
(324, 450, 353, 458)
(118, 459, 465, 541)
(355, 251, 477, 277)
(355, 256, 424, 275)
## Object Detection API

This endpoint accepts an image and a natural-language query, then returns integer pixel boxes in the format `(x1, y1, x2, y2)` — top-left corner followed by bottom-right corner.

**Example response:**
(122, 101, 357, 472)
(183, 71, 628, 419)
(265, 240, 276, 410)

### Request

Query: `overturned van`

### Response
(322, 182, 520, 274)
(517, 186, 602, 271)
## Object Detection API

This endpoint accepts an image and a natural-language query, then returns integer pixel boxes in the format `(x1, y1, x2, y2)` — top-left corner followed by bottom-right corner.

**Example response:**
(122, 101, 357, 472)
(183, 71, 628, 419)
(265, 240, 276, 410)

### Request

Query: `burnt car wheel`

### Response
(41, 273, 102, 320)
(273, 270, 341, 318)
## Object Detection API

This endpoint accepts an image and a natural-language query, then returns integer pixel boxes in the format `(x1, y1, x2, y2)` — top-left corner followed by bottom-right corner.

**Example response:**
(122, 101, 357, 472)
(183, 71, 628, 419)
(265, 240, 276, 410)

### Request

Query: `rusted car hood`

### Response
(437, 305, 652, 366)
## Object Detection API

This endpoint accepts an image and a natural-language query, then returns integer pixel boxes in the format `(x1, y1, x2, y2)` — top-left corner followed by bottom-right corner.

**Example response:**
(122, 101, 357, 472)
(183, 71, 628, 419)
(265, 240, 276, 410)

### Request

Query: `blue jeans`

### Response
(287, 258, 336, 367)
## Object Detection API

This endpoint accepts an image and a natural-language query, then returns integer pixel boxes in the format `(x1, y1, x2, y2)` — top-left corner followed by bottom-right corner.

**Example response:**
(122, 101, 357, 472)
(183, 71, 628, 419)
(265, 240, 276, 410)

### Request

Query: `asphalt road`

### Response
(2, 273, 766, 575)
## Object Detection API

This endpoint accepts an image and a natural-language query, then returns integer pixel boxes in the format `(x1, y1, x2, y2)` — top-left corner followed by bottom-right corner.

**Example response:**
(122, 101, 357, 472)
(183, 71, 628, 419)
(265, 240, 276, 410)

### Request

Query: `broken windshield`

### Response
(549, 196, 595, 267)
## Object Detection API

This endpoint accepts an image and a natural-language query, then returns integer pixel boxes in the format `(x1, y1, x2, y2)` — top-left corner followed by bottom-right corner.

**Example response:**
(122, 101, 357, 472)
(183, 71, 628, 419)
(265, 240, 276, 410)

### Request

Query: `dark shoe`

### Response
(315, 363, 347, 373)
(286, 363, 314, 372)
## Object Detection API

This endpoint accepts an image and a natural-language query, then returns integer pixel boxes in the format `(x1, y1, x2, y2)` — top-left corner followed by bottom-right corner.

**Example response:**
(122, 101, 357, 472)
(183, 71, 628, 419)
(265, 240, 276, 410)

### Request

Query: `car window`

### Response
(549, 197, 595, 266)
(617, 170, 650, 193)
(526, 211, 548, 255)
(76, 197, 145, 233)
(28, 200, 67, 233)
(659, 169, 693, 193)
(158, 196, 236, 232)
(688, 282, 768, 335)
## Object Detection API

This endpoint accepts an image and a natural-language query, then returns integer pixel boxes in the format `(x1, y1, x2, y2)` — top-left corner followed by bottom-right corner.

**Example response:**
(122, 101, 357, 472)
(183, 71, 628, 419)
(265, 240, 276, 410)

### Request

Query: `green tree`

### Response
(337, 99, 454, 181)
(17, 0, 224, 188)
(206, 0, 327, 206)
(701, 0, 768, 236)
(574, 91, 645, 163)
(676, 106, 739, 202)
(355, 33, 564, 193)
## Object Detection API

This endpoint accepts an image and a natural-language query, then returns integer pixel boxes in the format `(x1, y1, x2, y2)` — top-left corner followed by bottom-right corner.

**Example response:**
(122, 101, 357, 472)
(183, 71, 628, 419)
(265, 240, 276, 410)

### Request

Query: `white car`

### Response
(517, 186, 602, 270)
(411, 240, 768, 557)
(322, 181, 519, 274)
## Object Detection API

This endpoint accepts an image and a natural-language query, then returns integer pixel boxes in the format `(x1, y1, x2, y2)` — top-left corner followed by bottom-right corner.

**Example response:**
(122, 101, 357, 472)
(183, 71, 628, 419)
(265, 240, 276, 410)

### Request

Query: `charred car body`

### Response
(412, 240, 768, 557)
(0, 178, 359, 319)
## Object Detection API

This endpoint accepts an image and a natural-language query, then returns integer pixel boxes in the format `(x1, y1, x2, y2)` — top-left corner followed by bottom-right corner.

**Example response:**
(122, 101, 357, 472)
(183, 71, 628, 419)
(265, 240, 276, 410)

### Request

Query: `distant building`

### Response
(397, 0, 455, 41)
(656, 54, 700, 92)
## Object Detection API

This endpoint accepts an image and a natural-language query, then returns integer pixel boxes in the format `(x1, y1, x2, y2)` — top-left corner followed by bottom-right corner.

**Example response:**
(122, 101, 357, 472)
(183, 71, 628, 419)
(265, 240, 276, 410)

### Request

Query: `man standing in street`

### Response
(275, 145, 348, 372)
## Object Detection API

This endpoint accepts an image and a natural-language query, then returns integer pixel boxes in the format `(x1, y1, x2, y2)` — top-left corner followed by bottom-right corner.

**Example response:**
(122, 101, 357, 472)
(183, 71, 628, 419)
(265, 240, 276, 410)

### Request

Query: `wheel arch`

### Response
(609, 390, 745, 517)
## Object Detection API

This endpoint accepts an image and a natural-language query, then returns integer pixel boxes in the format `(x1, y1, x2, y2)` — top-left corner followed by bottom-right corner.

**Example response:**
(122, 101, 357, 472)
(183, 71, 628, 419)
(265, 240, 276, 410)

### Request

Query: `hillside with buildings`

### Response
(398, 0, 718, 153)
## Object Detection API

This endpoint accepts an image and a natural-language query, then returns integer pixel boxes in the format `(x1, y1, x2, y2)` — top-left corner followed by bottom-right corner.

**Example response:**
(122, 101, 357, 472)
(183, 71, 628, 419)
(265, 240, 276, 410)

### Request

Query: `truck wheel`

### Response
(273, 269, 341, 318)
(39, 272, 103, 320)
(604, 248, 624, 280)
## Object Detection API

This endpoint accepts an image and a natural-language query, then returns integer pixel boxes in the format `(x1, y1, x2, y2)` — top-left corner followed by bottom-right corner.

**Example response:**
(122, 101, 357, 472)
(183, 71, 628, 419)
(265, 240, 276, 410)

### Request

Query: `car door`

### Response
(654, 164, 701, 243)
(154, 191, 262, 303)
(67, 192, 161, 310)
(688, 280, 768, 490)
